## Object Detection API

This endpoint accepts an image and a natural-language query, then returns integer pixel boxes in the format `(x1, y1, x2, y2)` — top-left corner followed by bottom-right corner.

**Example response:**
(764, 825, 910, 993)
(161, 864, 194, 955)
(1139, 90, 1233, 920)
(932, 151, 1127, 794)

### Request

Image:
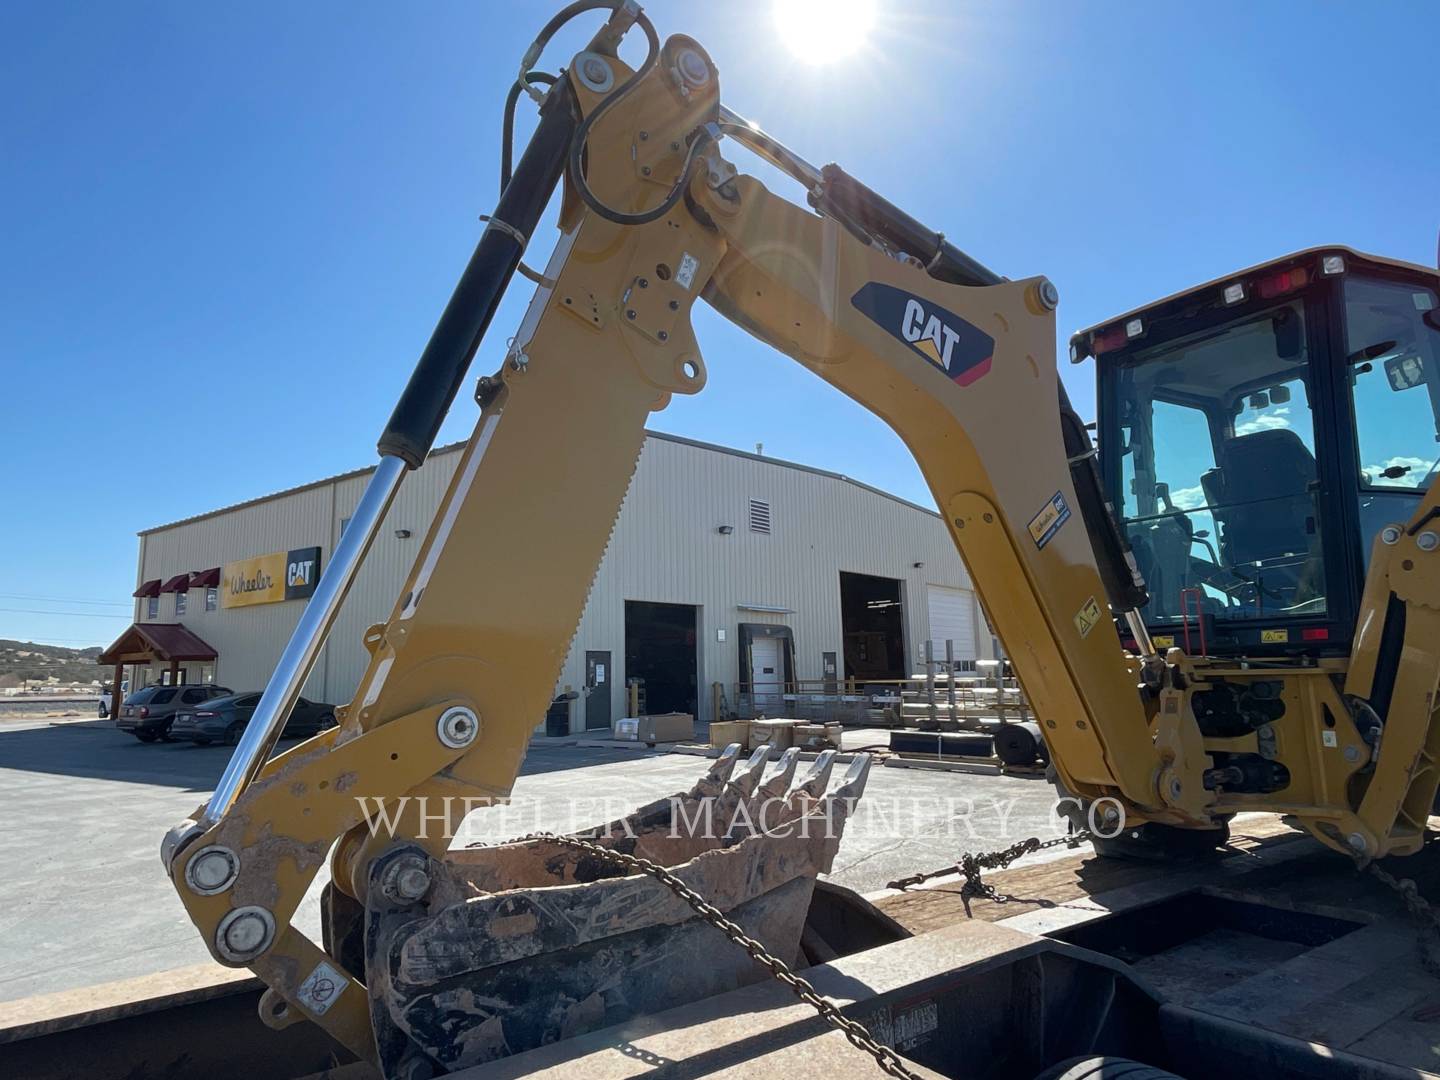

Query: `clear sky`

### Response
(2, 0, 1436, 649)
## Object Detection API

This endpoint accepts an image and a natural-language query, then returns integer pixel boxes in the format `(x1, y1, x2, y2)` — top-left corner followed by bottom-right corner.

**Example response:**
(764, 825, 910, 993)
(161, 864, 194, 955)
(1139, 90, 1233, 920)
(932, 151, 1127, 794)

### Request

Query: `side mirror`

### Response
(1386, 352, 1426, 391)
(1273, 309, 1303, 360)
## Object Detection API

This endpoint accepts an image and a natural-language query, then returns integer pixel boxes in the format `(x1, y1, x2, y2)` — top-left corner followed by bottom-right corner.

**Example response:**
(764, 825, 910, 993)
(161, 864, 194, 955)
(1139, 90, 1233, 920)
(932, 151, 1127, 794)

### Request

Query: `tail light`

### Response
(1091, 325, 1129, 355)
(1256, 266, 1309, 299)
(139, 706, 149, 718)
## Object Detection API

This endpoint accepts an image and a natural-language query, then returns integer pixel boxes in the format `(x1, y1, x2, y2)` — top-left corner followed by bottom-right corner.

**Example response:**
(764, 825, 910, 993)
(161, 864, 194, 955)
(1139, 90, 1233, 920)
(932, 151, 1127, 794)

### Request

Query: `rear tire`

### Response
(319, 713, 336, 730)
(98, 703, 108, 719)
(1032, 1056, 1184, 1080)
(224, 723, 242, 747)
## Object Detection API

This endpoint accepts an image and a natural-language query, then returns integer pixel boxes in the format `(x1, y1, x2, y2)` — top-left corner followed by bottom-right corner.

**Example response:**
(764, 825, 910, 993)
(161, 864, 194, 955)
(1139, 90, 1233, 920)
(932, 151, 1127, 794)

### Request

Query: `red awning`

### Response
(98, 623, 219, 665)
(190, 567, 221, 589)
(133, 579, 162, 598)
(159, 573, 193, 594)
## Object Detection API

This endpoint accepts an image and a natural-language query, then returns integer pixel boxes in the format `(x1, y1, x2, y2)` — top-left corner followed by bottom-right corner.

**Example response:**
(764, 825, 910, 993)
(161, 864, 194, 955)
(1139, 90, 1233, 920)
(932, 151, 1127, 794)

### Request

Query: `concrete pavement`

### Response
(0, 716, 1067, 1004)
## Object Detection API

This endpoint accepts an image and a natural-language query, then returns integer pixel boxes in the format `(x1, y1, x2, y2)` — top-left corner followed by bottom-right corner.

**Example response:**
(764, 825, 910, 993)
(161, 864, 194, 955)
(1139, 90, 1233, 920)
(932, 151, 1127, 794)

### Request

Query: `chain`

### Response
(886, 829, 1092, 897)
(516, 832, 924, 1080)
(1366, 862, 1440, 977)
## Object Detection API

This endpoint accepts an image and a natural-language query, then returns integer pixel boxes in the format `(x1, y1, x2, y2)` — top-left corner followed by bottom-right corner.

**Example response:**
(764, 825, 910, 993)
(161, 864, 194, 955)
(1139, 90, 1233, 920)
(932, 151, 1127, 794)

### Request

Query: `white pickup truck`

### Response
(96, 679, 129, 718)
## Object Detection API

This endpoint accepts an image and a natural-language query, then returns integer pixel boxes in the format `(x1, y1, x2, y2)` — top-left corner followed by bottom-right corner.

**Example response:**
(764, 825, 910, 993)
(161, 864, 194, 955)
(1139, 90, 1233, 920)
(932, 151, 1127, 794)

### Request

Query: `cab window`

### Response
(1115, 298, 1326, 622)
(1345, 275, 1440, 560)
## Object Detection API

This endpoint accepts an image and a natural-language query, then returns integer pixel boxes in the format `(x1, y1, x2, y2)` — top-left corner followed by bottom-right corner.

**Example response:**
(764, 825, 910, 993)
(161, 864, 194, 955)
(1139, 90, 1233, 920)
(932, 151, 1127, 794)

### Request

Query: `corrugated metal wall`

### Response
(132, 434, 982, 727)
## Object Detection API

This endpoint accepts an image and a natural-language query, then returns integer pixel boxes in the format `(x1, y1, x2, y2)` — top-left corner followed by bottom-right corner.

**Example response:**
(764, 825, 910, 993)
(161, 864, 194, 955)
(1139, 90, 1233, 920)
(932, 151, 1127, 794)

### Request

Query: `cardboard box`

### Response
(794, 722, 842, 750)
(613, 712, 694, 744)
(748, 718, 797, 751)
(709, 719, 751, 749)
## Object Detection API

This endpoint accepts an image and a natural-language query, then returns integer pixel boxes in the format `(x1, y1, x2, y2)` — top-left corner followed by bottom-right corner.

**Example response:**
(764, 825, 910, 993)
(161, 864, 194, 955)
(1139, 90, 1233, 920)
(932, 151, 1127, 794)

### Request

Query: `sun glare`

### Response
(774, 0, 877, 64)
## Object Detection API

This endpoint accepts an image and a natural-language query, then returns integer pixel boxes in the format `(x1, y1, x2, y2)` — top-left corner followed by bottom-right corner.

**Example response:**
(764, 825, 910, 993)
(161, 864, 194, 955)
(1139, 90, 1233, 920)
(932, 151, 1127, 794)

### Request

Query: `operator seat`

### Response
(1201, 429, 1317, 569)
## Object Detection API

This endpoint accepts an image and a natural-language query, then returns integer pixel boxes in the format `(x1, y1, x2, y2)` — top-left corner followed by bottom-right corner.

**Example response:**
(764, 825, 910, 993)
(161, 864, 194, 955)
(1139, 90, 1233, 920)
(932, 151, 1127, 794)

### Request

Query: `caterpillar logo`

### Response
(850, 282, 994, 386)
(287, 556, 316, 590)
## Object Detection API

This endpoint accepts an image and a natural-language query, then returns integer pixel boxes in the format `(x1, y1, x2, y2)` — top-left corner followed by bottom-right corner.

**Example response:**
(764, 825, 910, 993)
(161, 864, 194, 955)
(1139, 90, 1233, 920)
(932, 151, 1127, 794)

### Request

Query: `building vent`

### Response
(748, 499, 772, 534)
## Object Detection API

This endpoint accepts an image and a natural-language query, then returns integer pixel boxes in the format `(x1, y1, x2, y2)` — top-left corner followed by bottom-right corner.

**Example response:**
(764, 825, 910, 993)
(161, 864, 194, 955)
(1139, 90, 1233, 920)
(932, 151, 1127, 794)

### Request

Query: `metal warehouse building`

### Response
(102, 432, 991, 733)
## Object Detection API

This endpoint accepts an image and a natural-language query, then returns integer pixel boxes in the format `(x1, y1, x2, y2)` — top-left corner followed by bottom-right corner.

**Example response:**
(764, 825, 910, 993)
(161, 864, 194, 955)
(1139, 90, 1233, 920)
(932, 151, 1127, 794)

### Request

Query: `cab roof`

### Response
(1069, 245, 1439, 363)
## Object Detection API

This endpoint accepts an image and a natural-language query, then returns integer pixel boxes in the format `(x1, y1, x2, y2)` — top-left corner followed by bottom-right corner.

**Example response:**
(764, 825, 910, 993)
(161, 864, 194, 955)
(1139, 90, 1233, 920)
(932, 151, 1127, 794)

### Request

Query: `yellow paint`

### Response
(1261, 628, 1290, 644)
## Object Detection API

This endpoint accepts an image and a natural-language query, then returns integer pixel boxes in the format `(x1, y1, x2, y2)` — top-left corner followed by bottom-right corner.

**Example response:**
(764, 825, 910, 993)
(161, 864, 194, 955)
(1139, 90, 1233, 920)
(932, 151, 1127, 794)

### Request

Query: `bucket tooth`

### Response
(758, 747, 801, 799)
(700, 742, 742, 794)
(834, 752, 873, 801)
(786, 749, 837, 811)
(729, 745, 772, 799)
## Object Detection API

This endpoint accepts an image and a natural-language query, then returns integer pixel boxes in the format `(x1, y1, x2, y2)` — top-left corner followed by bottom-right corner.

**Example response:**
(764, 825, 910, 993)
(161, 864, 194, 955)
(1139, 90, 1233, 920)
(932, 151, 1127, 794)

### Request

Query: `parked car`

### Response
(116, 684, 233, 742)
(170, 693, 338, 746)
(98, 679, 130, 718)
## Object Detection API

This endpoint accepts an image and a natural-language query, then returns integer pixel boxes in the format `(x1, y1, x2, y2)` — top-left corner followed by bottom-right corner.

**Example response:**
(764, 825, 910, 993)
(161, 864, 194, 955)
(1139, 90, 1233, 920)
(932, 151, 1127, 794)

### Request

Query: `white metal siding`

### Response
(131, 433, 986, 724)
(925, 584, 977, 662)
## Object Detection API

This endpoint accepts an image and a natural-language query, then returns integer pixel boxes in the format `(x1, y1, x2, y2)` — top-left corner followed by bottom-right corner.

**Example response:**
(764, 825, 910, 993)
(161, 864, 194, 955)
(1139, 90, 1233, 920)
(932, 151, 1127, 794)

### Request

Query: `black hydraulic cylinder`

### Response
(378, 81, 577, 468)
(814, 163, 1003, 289)
(1059, 383, 1150, 613)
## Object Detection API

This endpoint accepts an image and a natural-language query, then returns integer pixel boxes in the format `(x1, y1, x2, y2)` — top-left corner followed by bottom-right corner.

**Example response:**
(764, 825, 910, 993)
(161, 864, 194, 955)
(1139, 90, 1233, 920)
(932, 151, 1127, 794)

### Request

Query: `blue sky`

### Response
(2, 0, 1436, 649)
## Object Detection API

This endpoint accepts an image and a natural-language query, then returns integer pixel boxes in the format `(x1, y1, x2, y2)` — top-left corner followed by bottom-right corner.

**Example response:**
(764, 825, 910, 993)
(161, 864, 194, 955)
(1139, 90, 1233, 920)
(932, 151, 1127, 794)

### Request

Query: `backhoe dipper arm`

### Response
(160, 13, 1185, 1068)
(692, 157, 1163, 810)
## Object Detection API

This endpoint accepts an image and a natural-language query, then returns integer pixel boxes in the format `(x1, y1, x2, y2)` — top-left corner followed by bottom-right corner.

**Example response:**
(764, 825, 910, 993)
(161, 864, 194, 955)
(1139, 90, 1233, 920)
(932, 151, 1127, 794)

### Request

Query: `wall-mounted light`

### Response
(394, 529, 412, 539)
(717, 525, 735, 535)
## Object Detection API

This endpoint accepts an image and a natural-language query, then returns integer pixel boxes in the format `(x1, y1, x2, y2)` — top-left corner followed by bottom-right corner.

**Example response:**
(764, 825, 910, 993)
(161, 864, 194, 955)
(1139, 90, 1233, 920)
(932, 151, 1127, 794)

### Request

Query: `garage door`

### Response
(925, 584, 976, 662)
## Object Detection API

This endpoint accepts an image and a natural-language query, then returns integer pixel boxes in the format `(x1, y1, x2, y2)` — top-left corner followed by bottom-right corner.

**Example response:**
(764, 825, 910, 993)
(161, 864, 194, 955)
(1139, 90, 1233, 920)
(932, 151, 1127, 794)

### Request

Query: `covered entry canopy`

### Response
(98, 623, 217, 666)
(97, 624, 219, 718)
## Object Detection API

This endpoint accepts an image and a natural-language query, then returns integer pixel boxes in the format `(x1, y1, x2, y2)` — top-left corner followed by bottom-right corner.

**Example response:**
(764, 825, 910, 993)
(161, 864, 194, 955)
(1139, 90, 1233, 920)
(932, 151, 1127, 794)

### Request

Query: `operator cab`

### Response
(1074, 247, 1440, 657)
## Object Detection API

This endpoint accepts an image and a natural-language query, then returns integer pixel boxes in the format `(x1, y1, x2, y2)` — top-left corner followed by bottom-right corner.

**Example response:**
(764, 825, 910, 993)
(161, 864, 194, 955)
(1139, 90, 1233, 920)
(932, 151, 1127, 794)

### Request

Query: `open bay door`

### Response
(925, 584, 976, 666)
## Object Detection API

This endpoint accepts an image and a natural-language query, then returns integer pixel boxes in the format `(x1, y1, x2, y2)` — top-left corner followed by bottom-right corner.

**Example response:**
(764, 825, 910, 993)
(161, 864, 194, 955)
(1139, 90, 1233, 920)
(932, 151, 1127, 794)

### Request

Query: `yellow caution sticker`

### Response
(1152, 634, 1175, 649)
(1073, 596, 1103, 639)
(1261, 628, 1290, 644)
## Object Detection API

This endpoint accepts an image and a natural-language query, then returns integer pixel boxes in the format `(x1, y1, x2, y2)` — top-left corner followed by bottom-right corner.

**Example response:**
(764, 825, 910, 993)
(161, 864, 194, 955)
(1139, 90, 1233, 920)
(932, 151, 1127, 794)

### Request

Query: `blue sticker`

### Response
(1027, 492, 1072, 549)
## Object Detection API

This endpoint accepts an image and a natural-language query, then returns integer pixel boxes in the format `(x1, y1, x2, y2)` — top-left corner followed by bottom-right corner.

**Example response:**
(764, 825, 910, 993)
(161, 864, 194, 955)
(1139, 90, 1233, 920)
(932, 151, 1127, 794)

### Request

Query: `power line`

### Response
(0, 607, 131, 619)
(0, 593, 132, 607)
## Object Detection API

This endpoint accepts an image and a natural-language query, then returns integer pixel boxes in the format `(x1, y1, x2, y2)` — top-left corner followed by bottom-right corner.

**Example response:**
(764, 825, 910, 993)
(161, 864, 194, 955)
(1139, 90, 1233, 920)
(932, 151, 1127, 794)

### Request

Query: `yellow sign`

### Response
(1261, 628, 1290, 644)
(1073, 596, 1103, 639)
(222, 552, 287, 608)
(1152, 634, 1176, 649)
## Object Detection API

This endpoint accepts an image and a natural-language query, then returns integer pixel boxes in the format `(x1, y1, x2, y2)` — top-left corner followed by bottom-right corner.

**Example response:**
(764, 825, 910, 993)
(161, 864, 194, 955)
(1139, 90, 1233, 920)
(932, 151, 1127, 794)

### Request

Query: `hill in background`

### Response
(0, 640, 105, 688)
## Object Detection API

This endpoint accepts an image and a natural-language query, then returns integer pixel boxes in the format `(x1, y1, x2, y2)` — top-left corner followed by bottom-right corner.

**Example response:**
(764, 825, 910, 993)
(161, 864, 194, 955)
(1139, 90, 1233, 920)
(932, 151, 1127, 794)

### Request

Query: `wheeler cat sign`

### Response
(222, 547, 322, 608)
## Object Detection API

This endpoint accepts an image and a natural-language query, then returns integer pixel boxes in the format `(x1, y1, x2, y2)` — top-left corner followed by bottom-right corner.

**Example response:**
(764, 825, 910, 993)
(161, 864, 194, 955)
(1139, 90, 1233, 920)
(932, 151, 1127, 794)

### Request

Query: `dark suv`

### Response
(116, 684, 232, 742)
(171, 693, 337, 746)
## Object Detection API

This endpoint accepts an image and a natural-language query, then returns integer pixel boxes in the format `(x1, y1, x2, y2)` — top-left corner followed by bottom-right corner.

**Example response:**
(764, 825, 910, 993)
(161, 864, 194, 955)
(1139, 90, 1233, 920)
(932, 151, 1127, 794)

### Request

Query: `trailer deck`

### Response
(6, 817, 1440, 1078)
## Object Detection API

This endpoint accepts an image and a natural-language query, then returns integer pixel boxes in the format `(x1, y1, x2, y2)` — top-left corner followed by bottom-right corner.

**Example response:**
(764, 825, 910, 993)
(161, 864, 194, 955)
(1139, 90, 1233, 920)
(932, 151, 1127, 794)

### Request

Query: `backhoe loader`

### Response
(7, 3, 1440, 1078)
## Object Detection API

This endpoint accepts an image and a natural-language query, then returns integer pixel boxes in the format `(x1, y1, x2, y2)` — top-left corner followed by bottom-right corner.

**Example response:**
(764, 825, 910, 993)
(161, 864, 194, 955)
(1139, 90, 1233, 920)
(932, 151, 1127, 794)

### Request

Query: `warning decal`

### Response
(1074, 596, 1103, 638)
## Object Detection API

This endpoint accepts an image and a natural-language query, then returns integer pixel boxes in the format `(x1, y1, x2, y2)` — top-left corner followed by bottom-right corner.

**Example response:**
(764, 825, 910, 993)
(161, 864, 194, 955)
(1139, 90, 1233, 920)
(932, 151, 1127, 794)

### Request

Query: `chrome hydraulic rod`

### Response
(717, 104, 823, 190)
(190, 83, 578, 834)
(201, 454, 405, 825)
